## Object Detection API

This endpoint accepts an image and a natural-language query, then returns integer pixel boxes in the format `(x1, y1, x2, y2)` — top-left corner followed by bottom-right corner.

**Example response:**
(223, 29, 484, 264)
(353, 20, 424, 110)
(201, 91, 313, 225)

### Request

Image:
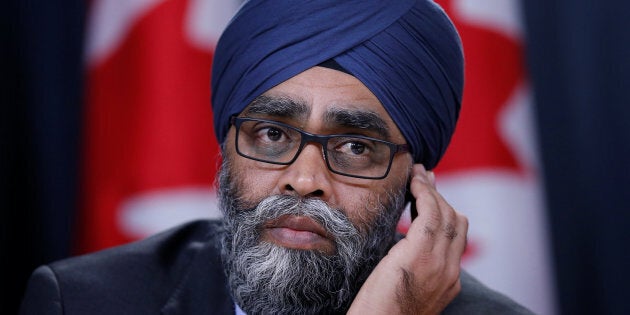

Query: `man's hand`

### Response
(348, 164, 469, 315)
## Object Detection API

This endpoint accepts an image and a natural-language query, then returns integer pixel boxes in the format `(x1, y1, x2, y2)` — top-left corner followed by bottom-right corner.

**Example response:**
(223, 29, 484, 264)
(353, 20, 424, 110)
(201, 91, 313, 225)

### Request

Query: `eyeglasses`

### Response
(231, 117, 409, 179)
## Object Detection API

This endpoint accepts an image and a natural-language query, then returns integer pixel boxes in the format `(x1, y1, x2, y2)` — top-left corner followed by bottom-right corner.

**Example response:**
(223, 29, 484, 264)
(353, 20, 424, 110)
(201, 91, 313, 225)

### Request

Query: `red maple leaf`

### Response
(435, 0, 526, 175)
(78, 0, 219, 253)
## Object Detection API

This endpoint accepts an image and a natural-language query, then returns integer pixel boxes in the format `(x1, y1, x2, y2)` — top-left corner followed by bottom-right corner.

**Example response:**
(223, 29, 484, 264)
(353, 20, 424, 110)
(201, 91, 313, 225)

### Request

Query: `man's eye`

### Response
(349, 142, 365, 155)
(256, 126, 286, 142)
(338, 141, 371, 156)
(266, 128, 282, 141)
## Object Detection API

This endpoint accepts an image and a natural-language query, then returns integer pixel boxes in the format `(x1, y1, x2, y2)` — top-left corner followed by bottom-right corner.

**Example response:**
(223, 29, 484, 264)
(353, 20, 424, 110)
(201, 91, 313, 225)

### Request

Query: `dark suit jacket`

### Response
(20, 220, 534, 314)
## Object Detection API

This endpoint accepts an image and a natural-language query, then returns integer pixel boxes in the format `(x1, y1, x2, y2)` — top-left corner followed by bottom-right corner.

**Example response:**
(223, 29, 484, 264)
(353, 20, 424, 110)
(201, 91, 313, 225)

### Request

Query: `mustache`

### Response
(229, 195, 363, 255)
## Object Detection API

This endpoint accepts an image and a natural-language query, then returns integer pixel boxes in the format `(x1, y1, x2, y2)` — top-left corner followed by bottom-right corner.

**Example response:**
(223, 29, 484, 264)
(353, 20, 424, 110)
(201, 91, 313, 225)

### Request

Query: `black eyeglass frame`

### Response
(231, 116, 410, 180)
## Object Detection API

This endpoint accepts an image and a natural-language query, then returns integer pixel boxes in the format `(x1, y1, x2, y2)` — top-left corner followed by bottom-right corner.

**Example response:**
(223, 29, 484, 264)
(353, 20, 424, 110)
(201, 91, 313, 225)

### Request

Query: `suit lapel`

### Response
(161, 226, 234, 315)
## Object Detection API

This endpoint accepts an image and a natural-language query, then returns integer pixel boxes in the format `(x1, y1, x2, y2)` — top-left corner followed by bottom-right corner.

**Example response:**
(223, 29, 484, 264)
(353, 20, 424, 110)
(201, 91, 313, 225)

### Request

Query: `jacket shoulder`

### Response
(20, 265, 62, 315)
(443, 271, 536, 315)
(20, 220, 225, 315)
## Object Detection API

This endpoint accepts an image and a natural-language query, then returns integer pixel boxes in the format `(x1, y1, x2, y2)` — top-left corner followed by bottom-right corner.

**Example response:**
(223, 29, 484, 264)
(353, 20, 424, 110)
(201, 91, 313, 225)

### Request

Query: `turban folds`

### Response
(211, 0, 463, 169)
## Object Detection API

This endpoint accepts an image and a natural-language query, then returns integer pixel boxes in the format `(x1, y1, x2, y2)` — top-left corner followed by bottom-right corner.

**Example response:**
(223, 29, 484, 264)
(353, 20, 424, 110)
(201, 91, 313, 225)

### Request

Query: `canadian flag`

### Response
(78, 0, 238, 253)
(428, 0, 556, 314)
(81, 0, 555, 313)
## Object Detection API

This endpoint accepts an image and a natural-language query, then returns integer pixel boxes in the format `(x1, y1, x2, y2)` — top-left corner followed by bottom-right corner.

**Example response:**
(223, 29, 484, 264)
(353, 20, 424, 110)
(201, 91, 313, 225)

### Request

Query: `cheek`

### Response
(339, 172, 409, 231)
(343, 194, 379, 227)
(224, 129, 281, 202)
(230, 157, 283, 203)
(333, 188, 386, 229)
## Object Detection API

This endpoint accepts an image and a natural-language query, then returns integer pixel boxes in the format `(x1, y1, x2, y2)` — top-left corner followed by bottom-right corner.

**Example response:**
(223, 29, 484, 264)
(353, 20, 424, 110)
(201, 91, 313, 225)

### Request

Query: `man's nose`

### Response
(277, 143, 333, 199)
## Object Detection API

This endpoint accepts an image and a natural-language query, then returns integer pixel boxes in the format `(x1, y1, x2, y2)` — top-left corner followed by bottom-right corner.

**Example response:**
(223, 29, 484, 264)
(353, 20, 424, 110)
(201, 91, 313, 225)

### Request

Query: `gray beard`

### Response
(218, 162, 406, 315)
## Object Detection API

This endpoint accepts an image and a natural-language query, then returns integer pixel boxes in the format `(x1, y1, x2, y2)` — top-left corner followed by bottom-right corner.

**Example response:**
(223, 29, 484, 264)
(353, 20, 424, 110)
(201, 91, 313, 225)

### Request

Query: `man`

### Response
(20, 1, 533, 314)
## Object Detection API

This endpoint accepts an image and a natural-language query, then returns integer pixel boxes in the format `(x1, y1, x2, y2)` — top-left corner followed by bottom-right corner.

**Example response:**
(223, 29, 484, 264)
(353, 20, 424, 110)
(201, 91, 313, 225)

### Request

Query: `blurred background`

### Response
(2, 0, 629, 314)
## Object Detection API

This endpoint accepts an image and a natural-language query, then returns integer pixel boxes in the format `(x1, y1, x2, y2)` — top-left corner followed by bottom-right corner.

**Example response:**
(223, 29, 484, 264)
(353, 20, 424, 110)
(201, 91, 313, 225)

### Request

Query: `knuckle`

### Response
(423, 225, 437, 239)
(443, 223, 458, 240)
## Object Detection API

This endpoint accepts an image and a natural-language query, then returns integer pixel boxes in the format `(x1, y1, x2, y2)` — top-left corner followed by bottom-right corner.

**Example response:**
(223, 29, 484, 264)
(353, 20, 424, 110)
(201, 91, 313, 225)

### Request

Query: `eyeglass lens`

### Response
(235, 118, 397, 179)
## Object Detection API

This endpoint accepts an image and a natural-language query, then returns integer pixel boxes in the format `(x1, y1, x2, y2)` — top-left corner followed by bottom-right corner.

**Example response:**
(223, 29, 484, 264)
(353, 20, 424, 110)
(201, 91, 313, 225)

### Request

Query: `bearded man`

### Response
(20, 1, 533, 314)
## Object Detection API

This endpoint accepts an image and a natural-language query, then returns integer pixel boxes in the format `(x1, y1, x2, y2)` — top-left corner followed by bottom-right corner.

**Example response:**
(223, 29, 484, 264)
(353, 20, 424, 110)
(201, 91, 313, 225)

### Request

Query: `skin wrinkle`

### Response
(243, 95, 310, 122)
(444, 223, 457, 240)
(397, 268, 421, 315)
(324, 107, 391, 139)
(243, 95, 394, 142)
(423, 226, 437, 239)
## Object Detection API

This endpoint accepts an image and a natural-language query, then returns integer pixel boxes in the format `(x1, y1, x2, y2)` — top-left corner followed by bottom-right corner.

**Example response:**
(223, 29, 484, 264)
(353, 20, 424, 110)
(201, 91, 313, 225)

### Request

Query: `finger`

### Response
(430, 191, 466, 253)
(405, 167, 442, 252)
(407, 166, 456, 247)
(447, 212, 468, 262)
(407, 166, 468, 267)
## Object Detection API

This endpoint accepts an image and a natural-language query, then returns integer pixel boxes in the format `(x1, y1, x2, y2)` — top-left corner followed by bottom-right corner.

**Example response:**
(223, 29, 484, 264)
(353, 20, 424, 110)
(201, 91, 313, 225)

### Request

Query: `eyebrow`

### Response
(324, 107, 391, 139)
(242, 95, 309, 120)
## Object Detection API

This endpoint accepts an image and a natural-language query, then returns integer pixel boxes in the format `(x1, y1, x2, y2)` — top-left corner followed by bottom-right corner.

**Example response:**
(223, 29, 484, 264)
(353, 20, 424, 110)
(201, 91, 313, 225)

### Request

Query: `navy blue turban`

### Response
(211, 0, 463, 169)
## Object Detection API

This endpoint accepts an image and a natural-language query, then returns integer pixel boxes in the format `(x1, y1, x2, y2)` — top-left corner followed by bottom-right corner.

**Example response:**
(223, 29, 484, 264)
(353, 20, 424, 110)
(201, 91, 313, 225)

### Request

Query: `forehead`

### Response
(242, 67, 405, 142)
